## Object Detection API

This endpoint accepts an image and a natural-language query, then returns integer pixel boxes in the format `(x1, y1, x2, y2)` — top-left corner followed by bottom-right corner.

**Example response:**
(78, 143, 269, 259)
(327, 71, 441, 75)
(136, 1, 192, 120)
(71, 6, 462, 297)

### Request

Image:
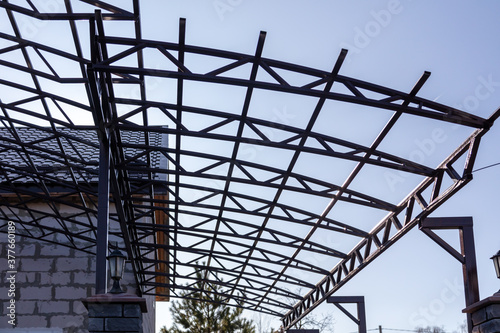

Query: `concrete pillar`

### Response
(82, 293, 147, 333)
(463, 292, 500, 333)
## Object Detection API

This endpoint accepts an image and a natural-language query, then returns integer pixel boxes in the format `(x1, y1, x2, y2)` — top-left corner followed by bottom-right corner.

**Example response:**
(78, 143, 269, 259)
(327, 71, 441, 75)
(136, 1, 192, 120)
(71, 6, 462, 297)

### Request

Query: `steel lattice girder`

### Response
(0, 1, 499, 330)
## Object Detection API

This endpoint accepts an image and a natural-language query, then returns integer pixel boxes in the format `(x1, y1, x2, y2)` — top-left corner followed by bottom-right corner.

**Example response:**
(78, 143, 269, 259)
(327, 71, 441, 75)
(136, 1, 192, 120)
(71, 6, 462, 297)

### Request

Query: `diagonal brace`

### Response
(419, 216, 479, 333)
(327, 296, 366, 333)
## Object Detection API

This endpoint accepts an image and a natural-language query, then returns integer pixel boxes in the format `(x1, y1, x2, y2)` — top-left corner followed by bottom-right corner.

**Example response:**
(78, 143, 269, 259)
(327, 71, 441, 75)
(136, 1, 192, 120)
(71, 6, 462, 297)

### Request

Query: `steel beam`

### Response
(202, 30, 267, 292)
(95, 133, 110, 294)
(327, 296, 366, 333)
(0, 1, 135, 20)
(112, 115, 434, 177)
(88, 10, 146, 295)
(88, 34, 489, 128)
(420, 216, 479, 333)
(281, 122, 490, 329)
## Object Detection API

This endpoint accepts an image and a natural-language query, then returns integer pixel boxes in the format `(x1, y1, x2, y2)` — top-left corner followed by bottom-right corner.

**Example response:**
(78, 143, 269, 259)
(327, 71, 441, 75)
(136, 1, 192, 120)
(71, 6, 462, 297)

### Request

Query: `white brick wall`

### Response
(1, 226, 156, 333)
(0, 235, 154, 332)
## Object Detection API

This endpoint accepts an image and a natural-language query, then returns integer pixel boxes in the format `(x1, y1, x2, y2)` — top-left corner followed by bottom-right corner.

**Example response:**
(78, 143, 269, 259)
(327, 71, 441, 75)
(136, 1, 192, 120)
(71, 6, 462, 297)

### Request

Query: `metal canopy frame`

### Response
(0, 1, 499, 330)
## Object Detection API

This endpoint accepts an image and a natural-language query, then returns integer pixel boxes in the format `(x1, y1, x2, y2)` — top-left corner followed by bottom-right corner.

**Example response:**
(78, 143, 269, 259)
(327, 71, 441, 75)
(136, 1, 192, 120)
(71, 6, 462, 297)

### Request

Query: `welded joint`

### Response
(327, 296, 366, 333)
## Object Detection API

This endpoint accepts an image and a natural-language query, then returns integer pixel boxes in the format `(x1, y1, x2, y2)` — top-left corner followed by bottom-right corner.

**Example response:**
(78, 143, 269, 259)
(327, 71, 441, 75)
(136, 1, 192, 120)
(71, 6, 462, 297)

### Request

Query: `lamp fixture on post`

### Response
(107, 243, 127, 294)
(491, 250, 500, 280)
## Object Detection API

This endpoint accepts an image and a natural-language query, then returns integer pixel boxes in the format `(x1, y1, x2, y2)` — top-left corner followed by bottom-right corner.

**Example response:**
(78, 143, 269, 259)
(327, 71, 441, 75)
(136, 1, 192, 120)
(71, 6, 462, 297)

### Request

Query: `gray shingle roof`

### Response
(0, 127, 166, 186)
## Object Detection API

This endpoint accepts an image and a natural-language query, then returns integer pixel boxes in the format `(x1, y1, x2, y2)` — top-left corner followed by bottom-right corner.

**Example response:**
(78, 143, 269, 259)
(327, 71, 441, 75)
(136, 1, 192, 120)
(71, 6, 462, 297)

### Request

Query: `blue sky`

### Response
(2, 1, 500, 332)
(145, 1, 500, 332)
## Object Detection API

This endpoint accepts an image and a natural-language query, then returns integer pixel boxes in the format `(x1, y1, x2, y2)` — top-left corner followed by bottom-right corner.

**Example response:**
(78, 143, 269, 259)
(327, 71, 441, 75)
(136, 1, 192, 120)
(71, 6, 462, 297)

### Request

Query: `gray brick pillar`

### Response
(463, 292, 500, 333)
(82, 293, 148, 333)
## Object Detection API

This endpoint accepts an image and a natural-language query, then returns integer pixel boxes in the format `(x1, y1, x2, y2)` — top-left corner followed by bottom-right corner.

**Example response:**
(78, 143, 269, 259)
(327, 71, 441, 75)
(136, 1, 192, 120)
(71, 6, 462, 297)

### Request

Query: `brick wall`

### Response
(463, 298, 500, 333)
(0, 236, 155, 332)
(0, 202, 156, 332)
(0, 236, 156, 332)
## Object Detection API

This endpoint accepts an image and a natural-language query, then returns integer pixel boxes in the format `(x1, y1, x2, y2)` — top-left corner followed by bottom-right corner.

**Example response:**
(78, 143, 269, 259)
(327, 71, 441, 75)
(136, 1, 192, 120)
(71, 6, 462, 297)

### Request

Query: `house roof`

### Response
(0, 126, 166, 187)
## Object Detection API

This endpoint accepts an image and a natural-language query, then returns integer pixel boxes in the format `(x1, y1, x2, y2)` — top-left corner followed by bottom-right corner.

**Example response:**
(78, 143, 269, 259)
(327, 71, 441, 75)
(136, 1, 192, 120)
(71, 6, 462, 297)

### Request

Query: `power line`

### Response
(364, 327, 453, 333)
(473, 161, 500, 173)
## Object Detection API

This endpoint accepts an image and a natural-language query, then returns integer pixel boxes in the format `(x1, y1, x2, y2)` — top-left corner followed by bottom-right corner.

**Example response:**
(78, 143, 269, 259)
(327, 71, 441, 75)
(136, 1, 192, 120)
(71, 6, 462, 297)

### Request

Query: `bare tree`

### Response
(415, 326, 446, 333)
(453, 321, 467, 333)
(283, 289, 335, 333)
(252, 312, 277, 333)
(293, 312, 335, 333)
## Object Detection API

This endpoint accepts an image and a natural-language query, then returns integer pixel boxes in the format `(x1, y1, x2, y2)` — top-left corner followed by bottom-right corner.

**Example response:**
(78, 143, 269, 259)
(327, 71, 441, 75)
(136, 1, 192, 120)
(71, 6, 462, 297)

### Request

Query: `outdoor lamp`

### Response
(107, 244, 127, 294)
(491, 250, 500, 279)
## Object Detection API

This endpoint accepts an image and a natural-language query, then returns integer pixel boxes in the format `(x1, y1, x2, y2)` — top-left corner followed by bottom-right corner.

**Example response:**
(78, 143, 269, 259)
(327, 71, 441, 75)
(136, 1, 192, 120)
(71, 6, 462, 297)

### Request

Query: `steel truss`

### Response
(0, 0, 499, 329)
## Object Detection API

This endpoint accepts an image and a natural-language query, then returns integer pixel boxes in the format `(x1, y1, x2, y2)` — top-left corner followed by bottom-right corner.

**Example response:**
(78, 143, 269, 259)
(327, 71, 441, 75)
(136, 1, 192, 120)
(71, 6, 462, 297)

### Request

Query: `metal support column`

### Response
(327, 296, 366, 333)
(96, 135, 110, 294)
(420, 216, 479, 333)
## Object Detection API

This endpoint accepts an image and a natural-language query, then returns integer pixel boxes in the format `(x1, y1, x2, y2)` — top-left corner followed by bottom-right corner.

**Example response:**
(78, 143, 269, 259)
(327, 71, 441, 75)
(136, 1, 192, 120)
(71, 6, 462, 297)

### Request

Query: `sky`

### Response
(141, 1, 500, 332)
(2, 1, 500, 333)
